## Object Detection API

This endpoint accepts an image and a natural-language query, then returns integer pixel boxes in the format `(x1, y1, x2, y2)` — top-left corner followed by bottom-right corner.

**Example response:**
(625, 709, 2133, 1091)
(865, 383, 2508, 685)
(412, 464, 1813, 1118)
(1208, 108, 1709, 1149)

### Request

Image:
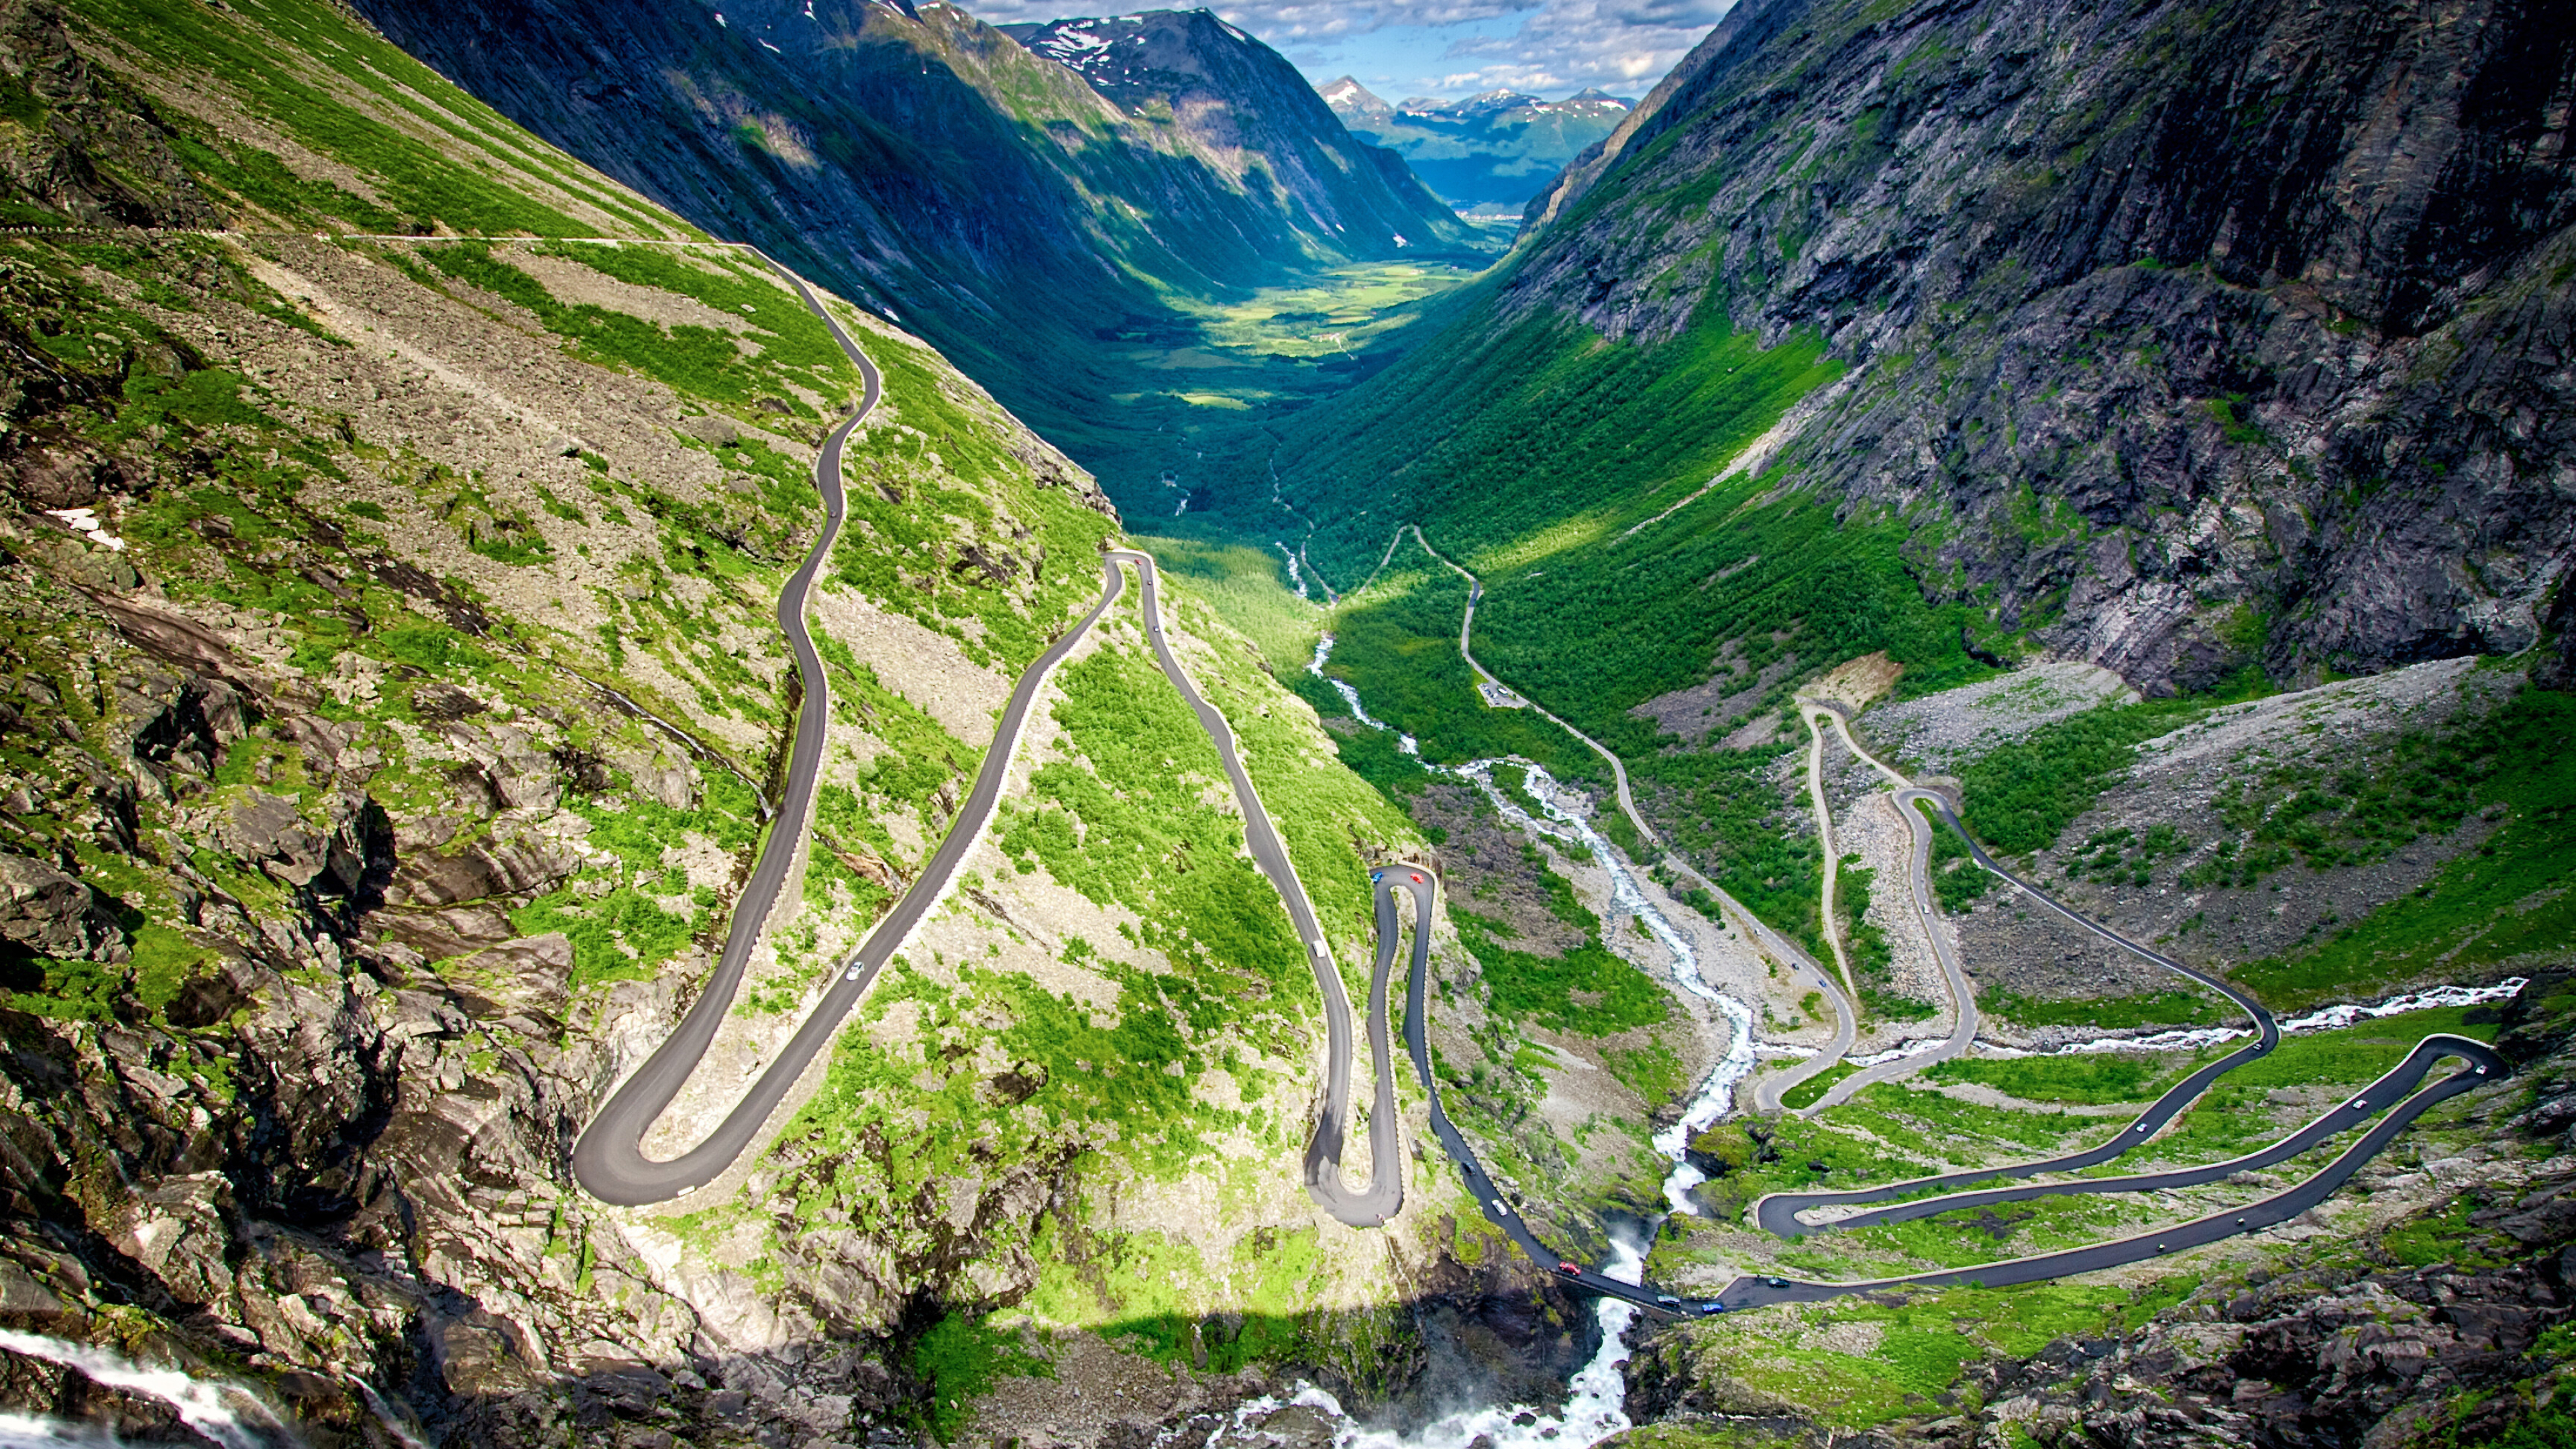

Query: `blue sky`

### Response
(960, 1, 1735, 100)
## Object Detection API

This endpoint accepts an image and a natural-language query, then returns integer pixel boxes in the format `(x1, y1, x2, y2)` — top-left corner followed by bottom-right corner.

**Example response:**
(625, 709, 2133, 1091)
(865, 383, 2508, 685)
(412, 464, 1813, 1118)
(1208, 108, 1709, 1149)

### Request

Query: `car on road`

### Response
(1656, 1295, 1679, 1307)
(1699, 1303, 1726, 1316)
(1764, 1277, 1789, 1288)
(1555, 1261, 1582, 1277)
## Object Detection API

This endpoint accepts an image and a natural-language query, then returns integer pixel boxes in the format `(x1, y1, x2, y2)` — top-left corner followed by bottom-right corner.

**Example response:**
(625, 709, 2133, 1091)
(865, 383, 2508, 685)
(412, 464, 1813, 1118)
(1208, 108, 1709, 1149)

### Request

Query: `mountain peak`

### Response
(991, 11, 1464, 253)
(1318, 74, 1393, 121)
(1454, 88, 1540, 117)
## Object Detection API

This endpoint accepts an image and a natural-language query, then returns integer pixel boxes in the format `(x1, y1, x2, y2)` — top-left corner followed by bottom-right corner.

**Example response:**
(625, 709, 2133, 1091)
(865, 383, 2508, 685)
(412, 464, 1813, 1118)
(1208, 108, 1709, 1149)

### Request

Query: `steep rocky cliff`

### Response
(1273, 0, 2575, 706)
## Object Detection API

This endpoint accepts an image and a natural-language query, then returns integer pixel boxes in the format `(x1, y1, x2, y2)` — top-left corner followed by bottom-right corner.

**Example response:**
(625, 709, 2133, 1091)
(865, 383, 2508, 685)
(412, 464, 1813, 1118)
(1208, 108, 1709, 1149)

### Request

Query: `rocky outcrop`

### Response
(0, 852, 122, 964)
(0, 0, 215, 227)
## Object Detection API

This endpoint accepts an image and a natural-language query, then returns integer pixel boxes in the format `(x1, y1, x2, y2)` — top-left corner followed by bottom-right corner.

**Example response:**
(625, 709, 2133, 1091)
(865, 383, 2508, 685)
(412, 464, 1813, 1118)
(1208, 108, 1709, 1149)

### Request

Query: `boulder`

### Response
(606, 739, 699, 809)
(7, 443, 109, 509)
(220, 790, 386, 899)
(678, 413, 739, 447)
(0, 852, 121, 962)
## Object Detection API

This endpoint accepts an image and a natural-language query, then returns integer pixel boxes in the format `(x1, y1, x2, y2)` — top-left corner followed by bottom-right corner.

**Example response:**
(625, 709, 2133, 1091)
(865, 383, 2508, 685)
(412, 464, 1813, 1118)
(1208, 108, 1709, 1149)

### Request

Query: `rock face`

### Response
(0, 0, 213, 227)
(1456, 0, 2576, 693)
(347, 0, 1474, 451)
(0, 852, 122, 964)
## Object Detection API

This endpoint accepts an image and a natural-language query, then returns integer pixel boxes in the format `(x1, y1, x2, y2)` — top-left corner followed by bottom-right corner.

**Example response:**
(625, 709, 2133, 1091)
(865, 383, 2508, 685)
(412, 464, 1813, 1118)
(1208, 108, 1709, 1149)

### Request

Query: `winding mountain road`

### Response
(573, 253, 889, 1205)
(1395, 525, 1863, 1111)
(570, 265, 2514, 1326)
(1377, 863, 1684, 1316)
(572, 254, 1401, 1216)
(1717, 1033, 2502, 1307)
(1368, 853, 2502, 1320)
(1705, 714, 2500, 1305)
(1113, 550, 1403, 1227)
(1331, 525, 2511, 1315)
(1795, 704, 1981, 1112)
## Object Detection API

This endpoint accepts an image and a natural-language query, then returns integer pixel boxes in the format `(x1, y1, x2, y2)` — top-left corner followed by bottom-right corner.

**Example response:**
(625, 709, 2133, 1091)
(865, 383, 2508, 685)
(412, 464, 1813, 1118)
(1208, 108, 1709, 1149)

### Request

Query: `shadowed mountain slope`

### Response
(348, 0, 1476, 465)
(1002, 9, 1463, 248)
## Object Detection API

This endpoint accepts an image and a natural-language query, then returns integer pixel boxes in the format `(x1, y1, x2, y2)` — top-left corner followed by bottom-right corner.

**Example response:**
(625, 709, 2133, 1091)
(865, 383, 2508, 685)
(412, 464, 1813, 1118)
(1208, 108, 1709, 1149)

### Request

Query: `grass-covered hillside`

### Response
(1847, 655, 2576, 1025)
(1621, 983, 2576, 1449)
(1175, 0, 2573, 1046)
(0, 1, 1570, 1442)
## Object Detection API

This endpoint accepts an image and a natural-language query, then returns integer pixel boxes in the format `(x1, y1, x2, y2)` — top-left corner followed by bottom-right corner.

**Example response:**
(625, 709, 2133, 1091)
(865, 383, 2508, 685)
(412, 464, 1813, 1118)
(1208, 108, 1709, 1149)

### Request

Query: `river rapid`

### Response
(1273, 639, 1766, 1449)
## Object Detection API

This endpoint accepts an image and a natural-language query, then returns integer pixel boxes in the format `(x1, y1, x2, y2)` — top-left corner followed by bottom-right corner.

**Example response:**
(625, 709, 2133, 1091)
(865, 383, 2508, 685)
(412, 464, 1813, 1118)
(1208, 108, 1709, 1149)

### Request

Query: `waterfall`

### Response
(0, 1330, 299, 1449)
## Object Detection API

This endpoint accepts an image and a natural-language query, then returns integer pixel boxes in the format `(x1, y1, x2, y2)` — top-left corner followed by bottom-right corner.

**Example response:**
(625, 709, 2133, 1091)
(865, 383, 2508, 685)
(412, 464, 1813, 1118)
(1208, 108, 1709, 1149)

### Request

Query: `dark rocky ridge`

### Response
(1499, 0, 2576, 693)
(1001, 10, 1462, 249)
(0, 0, 213, 229)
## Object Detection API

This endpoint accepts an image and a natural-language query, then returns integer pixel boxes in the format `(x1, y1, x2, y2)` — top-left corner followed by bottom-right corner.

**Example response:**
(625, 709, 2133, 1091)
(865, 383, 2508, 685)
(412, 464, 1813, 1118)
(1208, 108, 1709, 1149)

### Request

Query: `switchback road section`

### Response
(571, 277, 1399, 1216)
(1337, 529, 2512, 1316)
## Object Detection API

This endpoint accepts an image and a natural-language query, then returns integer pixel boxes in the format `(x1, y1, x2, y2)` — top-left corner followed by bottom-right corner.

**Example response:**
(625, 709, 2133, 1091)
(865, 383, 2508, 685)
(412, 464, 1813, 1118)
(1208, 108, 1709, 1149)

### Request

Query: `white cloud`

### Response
(958, 0, 1731, 97)
(1426, 0, 1725, 93)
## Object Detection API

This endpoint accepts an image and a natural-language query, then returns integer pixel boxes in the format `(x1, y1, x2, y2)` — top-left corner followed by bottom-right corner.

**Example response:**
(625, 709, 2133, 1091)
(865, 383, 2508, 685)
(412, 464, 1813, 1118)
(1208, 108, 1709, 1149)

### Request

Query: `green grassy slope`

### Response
(0, 0, 1493, 1421)
(68, 0, 691, 236)
(1236, 283, 1991, 757)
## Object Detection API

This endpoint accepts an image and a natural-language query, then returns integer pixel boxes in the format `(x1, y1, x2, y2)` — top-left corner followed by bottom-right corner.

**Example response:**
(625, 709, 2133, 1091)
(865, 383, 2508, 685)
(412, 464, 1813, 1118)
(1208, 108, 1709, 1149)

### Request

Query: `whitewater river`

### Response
(1252, 640, 1766, 1449)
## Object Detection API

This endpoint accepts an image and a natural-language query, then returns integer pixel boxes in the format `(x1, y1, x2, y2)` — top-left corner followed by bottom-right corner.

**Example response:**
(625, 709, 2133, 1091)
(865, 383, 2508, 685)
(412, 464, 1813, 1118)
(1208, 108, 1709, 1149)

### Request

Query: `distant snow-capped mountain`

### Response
(1320, 78, 1631, 211)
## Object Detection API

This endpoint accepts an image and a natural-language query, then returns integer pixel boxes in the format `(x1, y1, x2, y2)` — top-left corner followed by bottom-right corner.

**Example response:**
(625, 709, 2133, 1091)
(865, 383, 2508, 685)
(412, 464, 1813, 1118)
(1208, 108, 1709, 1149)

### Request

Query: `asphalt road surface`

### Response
(1799, 707, 1979, 1111)
(1766, 1034, 2501, 1238)
(1747, 725, 2292, 1236)
(1108, 550, 1403, 1227)
(572, 293, 2515, 1316)
(1405, 523, 1858, 1114)
(1383, 852, 2506, 1320)
(1716, 1033, 2503, 1307)
(1408, 526, 1664, 852)
(1379, 864, 1688, 1318)
(574, 253, 896, 1205)
(1363, 539, 2512, 1316)
(572, 403, 1399, 1214)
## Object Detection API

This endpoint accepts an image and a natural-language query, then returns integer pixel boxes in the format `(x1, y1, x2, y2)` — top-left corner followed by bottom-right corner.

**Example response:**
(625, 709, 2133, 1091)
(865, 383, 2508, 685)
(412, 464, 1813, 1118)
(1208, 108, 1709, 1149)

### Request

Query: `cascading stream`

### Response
(0, 1330, 297, 1449)
(1293, 637, 1762, 1448)
(1204, 1232, 1648, 1449)
(1964, 979, 2527, 1060)
(1310, 635, 1417, 751)
(1448, 759, 1759, 1216)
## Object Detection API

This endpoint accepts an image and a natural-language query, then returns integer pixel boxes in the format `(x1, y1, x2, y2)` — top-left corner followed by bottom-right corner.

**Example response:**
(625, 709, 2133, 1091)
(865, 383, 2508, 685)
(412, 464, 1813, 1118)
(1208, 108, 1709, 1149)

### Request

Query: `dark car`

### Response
(1764, 1277, 1789, 1288)
(1700, 1303, 1727, 1316)
(1555, 1261, 1582, 1277)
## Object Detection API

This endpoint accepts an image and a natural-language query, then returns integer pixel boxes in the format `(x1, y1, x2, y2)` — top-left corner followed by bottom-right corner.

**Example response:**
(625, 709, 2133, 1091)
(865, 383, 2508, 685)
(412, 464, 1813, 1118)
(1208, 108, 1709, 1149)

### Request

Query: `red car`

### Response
(1555, 1261, 1582, 1277)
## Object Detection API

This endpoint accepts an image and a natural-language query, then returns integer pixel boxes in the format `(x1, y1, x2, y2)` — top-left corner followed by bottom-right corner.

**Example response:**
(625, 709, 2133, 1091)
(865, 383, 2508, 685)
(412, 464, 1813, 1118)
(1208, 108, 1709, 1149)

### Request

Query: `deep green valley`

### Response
(0, 0, 2565, 1445)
